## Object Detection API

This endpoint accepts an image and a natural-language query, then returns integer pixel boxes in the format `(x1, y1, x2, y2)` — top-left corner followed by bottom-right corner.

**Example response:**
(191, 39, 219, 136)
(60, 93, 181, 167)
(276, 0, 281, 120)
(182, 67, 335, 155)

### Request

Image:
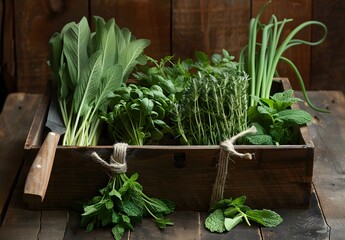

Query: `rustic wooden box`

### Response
(23, 78, 314, 211)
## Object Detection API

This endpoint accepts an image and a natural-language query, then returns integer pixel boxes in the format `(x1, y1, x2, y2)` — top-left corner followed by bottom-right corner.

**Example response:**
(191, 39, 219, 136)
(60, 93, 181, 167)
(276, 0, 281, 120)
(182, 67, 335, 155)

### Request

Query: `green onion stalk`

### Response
(239, 0, 328, 112)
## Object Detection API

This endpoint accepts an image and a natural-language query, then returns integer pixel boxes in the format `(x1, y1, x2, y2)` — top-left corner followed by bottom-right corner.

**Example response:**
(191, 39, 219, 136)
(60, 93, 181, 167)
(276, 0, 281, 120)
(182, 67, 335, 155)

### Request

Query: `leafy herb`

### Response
(174, 50, 249, 145)
(244, 89, 312, 145)
(48, 16, 150, 146)
(239, 0, 328, 112)
(100, 83, 173, 145)
(135, 50, 249, 145)
(205, 196, 283, 233)
(80, 173, 174, 240)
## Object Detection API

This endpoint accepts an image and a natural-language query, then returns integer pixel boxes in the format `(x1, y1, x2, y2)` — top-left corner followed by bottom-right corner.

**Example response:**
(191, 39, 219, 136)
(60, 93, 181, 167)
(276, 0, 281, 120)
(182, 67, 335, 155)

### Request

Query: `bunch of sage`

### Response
(48, 16, 150, 146)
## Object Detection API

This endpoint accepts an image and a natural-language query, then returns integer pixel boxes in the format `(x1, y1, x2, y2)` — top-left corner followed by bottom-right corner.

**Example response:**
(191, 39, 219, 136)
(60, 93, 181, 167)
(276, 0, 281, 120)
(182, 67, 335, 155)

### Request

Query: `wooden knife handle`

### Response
(24, 132, 60, 209)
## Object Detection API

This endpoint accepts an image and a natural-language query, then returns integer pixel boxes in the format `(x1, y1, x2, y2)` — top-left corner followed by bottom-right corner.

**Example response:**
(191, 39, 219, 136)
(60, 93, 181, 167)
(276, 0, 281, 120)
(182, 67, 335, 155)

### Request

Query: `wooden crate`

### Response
(23, 78, 314, 211)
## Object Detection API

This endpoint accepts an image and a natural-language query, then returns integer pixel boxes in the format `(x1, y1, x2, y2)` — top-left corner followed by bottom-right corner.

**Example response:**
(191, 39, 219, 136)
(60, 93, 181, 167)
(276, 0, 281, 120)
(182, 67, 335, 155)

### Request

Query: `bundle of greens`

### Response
(100, 83, 173, 145)
(174, 50, 249, 145)
(244, 89, 312, 145)
(205, 196, 283, 233)
(239, 0, 328, 112)
(80, 172, 174, 240)
(48, 16, 150, 146)
(133, 50, 249, 145)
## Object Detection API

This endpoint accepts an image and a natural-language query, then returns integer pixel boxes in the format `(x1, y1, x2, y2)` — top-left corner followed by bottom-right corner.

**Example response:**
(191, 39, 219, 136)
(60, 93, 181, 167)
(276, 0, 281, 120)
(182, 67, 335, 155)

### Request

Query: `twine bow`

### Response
(210, 126, 257, 207)
(91, 143, 128, 174)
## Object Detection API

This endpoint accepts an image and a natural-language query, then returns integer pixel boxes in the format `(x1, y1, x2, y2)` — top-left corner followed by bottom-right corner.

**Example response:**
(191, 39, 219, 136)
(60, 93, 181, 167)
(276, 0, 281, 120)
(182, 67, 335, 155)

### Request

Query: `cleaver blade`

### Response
(24, 93, 66, 209)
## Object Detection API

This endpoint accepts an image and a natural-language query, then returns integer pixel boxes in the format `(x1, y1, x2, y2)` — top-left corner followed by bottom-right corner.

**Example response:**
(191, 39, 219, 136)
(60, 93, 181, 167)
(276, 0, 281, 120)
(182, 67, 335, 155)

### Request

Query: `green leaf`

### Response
(73, 50, 103, 116)
(224, 214, 243, 231)
(118, 39, 151, 81)
(232, 196, 246, 206)
(245, 134, 273, 145)
(62, 17, 90, 87)
(109, 189, 122, 200)
(278, 109, 312, 125)
(95, 64, 123, 112)
(121, 214, 134, 230)
(146, 198, 173, 215)
(105, 199, 114, 209)
(120, 200, 143, 217)
(156, 217, 174, 229)
(210, 198, 233, 212)
(204, 209, 226, 233)
(111, 224, 125, 240)
(246, 209, 283, 227)
(224, 207, 238, 218)
(85, 222, 94, 232)
(93, 17, 117, 72)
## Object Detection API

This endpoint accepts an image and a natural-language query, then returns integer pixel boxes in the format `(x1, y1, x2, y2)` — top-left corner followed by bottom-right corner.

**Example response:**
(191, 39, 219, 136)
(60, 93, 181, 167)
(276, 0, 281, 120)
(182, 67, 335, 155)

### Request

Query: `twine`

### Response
(91, 143, 128, 175)
(210, 126, 257, 207)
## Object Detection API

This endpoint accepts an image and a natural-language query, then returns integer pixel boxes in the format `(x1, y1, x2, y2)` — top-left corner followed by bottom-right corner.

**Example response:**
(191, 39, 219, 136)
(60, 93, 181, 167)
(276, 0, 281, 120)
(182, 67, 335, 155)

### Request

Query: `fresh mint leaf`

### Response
(210, 198, 233, 212)
(205, 196, 283, 234)
(156, 217, 174, 229)
(245, 134, 273, 145)
(246, 209, 283, 227)
(277, 109, 312, 125)
(111, 224, 125, 240)
(86, 222, 94, 232)
(232, 196, 246, 206)
(271, 89, 302, 111)
(205, 209, 226, 233)
(224, 214, 243, 231)
(248, 89, 312, 145)
(109, 189, 122, 199)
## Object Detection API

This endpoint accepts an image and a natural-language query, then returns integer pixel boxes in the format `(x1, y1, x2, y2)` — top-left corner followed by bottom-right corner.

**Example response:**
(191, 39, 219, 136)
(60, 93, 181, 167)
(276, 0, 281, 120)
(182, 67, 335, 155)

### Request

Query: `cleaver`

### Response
(24, 93, 66, 208)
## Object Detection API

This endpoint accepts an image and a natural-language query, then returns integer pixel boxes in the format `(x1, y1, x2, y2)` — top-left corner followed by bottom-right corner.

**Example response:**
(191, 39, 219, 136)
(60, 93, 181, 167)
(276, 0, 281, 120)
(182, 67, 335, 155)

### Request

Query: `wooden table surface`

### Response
(0, 91, 344, 240)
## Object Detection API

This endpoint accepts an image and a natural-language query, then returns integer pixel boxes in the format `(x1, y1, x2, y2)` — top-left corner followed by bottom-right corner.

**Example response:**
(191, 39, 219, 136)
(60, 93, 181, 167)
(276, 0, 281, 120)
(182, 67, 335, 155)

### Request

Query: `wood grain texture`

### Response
(90, 0, 171, 60)
(0, 93, 41, 221)
(310, 0, 345, 93)
(200, 212, 261, 240)
(296, 91, 345, 240)
(0, 160, 41, 239)
(172, 0, 250, 60)
(261, 191, 330, 240)
(1, 0, 16, 97)
(252, 0, 312, 90)
(14, 0, 88, 93)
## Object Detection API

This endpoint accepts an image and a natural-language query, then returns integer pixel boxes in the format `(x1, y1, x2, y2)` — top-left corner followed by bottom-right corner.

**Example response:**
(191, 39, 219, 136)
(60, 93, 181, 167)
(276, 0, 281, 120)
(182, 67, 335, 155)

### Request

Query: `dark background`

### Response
(1, 0, 344, 110)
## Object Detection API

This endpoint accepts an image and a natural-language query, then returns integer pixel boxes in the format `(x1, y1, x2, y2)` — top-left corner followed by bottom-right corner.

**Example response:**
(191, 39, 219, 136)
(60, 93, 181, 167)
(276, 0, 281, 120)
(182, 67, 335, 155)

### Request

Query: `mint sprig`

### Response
(245, 89, 313, 145)
(205, 196, 283, 233)
(79, 173, 174, 240)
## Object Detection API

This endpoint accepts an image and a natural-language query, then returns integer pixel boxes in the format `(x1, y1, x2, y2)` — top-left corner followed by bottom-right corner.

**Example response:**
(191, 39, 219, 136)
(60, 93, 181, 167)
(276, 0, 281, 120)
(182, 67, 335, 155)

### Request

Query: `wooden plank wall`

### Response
(0, 0, 344, 103)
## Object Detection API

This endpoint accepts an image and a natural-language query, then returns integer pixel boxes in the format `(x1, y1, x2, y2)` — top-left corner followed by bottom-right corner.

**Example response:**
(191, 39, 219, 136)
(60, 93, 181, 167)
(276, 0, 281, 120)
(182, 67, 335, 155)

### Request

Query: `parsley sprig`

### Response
(80, 173, 174, 239)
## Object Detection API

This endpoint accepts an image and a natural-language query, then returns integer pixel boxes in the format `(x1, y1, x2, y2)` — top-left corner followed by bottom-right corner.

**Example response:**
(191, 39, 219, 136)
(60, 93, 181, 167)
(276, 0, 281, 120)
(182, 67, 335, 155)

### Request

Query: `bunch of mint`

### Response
(205, 196, 283, 233)
(79, 173, 174, 240)
(245, 89, 312, 145)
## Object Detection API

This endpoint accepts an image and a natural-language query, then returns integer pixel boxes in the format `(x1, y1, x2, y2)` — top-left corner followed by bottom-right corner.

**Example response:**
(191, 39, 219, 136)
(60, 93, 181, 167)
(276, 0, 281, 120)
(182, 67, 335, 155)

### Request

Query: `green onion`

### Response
(239, 0, 328, 112)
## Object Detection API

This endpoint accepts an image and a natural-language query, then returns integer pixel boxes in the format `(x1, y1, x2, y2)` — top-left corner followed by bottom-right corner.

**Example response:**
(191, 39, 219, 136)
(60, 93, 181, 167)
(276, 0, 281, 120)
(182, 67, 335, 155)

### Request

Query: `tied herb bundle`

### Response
(80, 172, 175, 240)
(48, 16, 150, 146)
